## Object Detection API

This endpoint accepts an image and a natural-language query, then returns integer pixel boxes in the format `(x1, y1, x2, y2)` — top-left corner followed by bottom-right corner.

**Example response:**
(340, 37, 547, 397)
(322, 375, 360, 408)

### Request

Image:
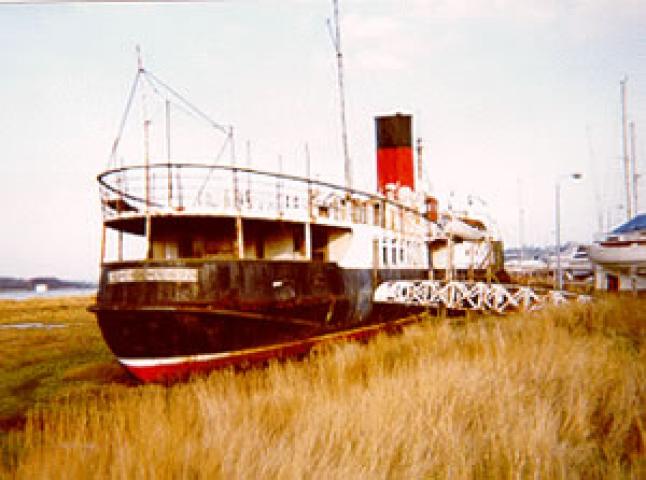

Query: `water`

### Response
(0, 322, 67, 330)
(0, 288, 97, 301)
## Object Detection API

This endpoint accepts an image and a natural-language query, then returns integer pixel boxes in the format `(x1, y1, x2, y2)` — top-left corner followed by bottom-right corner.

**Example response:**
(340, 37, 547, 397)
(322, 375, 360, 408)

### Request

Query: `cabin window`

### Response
(391, 239, 397, 266)
(152, 239, 178, 260)
(351, 200, 365, 223)
(413, 241, 418, 265)
(382, 238, 388, 266)
(318, 205, 329, 218)
(400, 241, 405, 264)
(373, 203, 381, 226)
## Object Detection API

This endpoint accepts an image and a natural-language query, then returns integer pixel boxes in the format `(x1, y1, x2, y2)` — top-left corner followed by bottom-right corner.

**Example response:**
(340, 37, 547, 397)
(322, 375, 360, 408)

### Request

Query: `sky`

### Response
(1, 0, 645, 281)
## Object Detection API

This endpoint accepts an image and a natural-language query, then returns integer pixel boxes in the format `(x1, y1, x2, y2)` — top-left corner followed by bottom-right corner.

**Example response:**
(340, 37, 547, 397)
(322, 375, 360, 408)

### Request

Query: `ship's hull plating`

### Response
(93, 259, 427, 382)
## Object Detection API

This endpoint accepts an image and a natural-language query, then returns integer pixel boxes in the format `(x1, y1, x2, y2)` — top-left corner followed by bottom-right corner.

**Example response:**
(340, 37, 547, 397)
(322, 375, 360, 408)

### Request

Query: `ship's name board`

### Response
(108, 268, 198, 284)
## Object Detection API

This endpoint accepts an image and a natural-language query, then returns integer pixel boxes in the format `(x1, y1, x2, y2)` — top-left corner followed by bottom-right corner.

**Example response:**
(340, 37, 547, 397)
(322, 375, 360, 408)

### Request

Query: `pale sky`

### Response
(1, 0, 645, 281)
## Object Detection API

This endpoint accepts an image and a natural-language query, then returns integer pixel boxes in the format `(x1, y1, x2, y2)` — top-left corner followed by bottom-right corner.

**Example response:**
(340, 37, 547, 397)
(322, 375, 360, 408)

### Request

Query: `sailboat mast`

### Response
(330, 0, 352, 190)
(621, 76, 632, 220)
(630, 121, 638, 213)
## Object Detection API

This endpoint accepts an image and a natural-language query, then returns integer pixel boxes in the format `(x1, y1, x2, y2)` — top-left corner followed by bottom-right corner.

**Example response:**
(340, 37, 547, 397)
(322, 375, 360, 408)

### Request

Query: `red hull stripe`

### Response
(119, 316, 419, 383)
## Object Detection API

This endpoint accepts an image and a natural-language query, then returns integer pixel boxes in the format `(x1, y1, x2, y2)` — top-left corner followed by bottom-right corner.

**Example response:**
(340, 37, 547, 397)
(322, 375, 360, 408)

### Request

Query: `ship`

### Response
(91, 55, 501, 383)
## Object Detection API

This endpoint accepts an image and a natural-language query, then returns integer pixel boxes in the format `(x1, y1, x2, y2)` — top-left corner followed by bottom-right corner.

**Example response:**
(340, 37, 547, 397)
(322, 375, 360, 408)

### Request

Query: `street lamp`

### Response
(555, 172, 582, 290)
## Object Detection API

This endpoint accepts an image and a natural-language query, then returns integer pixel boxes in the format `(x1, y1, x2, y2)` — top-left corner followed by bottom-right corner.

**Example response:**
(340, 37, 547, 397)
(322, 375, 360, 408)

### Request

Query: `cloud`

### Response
(342, 13, 413, 71)
(354, 50, 406, 71)
(405, 0, 646, 27)
(344, 14, 402, 40)
(340, 0, 646, 69)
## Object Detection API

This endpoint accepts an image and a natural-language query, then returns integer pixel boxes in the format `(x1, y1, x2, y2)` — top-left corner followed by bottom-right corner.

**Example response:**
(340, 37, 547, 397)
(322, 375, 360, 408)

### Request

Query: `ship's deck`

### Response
(99, 163, 435, 238)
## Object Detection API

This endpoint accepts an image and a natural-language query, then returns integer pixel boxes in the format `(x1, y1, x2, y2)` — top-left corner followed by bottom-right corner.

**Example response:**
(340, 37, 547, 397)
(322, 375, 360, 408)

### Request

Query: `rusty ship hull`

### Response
(93, 260, 426, 382)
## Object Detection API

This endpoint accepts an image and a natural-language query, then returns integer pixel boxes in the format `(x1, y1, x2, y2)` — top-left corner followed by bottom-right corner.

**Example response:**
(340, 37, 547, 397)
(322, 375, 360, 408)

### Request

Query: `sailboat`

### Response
(589, 77, 645, 291)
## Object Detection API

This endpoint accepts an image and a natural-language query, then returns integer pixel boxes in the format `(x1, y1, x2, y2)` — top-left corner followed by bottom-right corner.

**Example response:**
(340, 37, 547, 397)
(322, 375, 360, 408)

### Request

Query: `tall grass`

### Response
(2, 297, 645, 478)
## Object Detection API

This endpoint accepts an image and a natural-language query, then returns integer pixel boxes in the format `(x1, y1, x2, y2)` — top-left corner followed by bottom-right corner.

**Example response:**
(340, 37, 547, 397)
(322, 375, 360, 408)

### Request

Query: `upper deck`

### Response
(99, 162, 436, 239)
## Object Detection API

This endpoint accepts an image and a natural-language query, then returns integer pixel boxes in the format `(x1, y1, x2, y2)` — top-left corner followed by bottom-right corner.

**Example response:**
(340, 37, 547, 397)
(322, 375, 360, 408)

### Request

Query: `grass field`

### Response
(0, 297, 128, 430)
(0, 295, 644, 478)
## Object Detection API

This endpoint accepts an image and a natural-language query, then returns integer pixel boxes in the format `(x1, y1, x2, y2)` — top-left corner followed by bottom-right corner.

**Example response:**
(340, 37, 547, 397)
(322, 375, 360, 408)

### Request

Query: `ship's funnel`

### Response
(375, 113, 414, 194)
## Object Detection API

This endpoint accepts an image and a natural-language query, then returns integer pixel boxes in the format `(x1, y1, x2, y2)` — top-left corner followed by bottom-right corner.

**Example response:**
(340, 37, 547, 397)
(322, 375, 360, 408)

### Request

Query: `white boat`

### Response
(589, 213, 646, 291)
(432, 213, 503, 277)
(504, 257, 548, 275)
(443, 217, 487, 241)
(589, 214, 646, 266)
(544, 243, 593, 280)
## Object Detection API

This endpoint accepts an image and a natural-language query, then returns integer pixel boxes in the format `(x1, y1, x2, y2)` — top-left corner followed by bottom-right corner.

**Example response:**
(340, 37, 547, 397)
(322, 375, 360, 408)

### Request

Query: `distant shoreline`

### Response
(0, 276, 96, 293)
(0, 288, 97, 301)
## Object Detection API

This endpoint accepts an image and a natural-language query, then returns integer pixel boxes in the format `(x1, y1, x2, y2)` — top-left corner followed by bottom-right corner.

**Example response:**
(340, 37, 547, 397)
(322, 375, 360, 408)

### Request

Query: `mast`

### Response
(621, 77, 632, 220)
(138, 46, 153, 259)
(630, 121, 638, 213)
(329, 0, 352, 190)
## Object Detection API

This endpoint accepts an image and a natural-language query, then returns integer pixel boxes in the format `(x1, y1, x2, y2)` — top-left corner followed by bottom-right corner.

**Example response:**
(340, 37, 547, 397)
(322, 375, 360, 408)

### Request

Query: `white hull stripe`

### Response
(119, 352, 232, 368)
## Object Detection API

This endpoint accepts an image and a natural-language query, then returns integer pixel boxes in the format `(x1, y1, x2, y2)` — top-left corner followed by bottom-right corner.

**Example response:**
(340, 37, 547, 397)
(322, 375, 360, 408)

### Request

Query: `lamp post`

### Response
(555, 173, 582, 290)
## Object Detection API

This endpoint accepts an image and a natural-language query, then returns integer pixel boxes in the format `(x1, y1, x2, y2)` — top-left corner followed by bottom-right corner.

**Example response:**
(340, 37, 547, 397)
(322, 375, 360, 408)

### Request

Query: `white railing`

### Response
(98, 163, 431, 234)
(373, 280, 591, 313)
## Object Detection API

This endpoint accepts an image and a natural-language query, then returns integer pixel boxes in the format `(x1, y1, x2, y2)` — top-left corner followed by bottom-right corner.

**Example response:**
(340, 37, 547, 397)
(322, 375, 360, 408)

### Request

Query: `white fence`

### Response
(373, 280, 591, 314)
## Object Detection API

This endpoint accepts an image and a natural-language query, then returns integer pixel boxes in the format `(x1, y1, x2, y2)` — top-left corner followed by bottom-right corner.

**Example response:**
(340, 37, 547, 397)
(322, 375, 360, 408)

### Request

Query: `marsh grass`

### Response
(0, 297, 124, 430)
(1, 297, 645, 478)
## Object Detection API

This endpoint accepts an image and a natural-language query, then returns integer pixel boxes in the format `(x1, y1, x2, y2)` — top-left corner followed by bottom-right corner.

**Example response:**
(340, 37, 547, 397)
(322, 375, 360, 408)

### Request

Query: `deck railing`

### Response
(98, 163, 432, 235)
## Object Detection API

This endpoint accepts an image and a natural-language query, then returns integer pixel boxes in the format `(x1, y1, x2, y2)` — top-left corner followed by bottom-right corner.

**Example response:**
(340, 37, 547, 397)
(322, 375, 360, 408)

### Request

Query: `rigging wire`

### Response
(195, 135, 234, 204)
(142, 72, 224, 156)
(110, 66, 233, 165)
(109, 70, 141, 168)
(143, 69, 229, 135)
(140, 68, 233, 166)
(109, 60, 237, 207)
(142, 74, 198, 126)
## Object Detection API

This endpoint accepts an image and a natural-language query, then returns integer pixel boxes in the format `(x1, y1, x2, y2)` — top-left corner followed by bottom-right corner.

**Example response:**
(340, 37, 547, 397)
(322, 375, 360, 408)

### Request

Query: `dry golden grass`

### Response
(1, 297, 645, 478)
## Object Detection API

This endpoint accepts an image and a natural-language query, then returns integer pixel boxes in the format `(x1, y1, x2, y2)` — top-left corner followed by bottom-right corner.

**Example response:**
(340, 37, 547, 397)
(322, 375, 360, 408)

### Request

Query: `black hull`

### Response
(93, 259, 428, 381)
(96, 307, 322, 359)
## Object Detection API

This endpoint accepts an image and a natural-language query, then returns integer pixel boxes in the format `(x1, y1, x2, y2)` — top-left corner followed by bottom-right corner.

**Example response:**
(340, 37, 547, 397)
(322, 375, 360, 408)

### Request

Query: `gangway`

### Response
(373, 280, 591, 314)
